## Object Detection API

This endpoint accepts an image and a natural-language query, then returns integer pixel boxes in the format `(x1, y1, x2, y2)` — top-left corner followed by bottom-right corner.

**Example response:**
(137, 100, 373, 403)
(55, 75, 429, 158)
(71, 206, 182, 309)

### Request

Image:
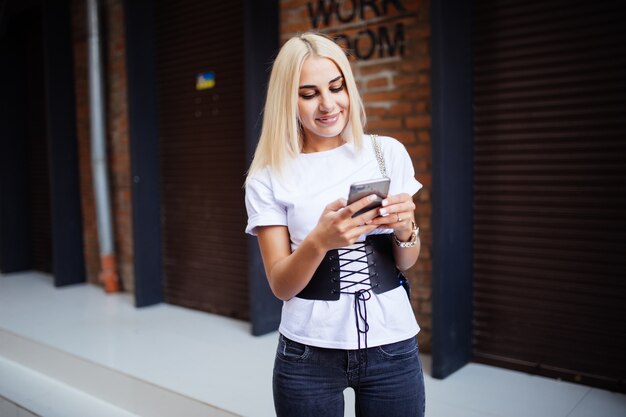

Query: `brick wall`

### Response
(71, 0, 134, 291)
(280, 0, 433, 350)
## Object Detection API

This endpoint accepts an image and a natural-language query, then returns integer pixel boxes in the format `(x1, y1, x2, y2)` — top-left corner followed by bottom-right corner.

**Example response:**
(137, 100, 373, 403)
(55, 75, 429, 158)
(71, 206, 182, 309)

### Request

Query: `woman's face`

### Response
(297, 56, 350, 151)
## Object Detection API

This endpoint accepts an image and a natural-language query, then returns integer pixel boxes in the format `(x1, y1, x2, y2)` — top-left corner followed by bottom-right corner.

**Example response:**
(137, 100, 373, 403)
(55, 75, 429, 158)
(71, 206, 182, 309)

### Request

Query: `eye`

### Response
(299, 89, 318, 100)
(330, 82, 345, 93)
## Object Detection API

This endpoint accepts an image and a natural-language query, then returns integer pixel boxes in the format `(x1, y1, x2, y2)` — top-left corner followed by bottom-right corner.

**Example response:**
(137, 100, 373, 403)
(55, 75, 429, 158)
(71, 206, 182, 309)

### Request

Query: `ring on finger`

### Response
(397, 214, 402, 223)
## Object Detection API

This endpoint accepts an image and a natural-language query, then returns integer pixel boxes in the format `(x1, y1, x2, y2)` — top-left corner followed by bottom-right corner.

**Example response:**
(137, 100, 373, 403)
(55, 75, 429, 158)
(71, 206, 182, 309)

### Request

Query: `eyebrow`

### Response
(299, 75, 343, 90)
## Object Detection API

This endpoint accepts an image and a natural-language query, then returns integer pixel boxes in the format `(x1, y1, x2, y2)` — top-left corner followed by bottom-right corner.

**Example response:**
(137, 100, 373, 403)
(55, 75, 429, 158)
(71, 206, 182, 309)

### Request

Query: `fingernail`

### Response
(369, 194, 378, 201)
(382, 199, 388, 207)
(379, 208, 388, 216)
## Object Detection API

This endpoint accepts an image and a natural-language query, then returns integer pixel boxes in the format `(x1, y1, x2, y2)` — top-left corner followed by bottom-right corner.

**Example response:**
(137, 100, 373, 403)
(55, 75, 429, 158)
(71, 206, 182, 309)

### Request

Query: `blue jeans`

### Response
(273, 334, 425, 417)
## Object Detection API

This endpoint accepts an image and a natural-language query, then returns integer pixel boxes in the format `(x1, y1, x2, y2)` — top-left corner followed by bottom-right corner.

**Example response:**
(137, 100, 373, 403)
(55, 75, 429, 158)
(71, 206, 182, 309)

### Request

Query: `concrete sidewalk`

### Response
(1, 271, 625, 417)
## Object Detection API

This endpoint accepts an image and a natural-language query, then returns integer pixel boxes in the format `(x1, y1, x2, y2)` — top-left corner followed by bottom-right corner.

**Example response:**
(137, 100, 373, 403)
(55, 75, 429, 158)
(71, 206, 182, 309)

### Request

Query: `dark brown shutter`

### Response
(155, 0, 249, 320)
(472, 0, 626, 391)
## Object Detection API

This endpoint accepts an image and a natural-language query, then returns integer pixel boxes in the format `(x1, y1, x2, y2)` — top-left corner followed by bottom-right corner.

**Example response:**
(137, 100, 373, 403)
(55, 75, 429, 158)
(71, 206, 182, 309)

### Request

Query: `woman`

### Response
(245, 32, 425, 417)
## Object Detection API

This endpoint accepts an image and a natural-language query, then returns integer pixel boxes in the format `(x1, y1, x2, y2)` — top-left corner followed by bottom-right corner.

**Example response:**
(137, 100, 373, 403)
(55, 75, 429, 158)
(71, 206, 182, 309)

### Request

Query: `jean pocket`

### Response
(277, 334, 310, 362)
(377, 337, 418, 360)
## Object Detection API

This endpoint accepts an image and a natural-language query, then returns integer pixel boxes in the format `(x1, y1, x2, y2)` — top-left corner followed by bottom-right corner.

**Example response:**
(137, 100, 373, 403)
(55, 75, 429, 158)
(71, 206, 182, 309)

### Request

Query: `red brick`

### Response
(365, 77, 389, 89)
(415, 42, 430, 56)
(366, 117, 403, 130)
(417, 314, 432, 332)
(415, 287, 432, 301)
(362, 90, 403, 102)
(412, 158, 429, 172)
(406, 115, 431, 129)
(365, 106, 388, 117)
(416, 331, 432, 354)
(391, 130, 417, 144)
(415, 101, 428, 113)
(359, 62, 397, 77)
(360, 7, 379, 21)
(415, 197, 432, 214)
(419, 182, 431, 196)
(389, 102, 412, 115)
(417, 131, 430, 143)
(280, 0, 306, 10)
(403, 86, 431, 100)
(395, 74, 419, 87)
(400, 59, 429, 73)
(413, 270, 431, 287)
(419, 301, 432, 315)
(418, 173, 432, 187)
(407, 144, 430, 159)
(281, 20, 311, 35)
(415, 26, 431, 39)
(402, 0, 421, 13)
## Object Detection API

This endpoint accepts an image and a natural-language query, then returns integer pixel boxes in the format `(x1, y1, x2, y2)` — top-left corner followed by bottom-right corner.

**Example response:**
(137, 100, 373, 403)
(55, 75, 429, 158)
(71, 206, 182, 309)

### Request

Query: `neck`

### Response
(302, 136, 344, 153)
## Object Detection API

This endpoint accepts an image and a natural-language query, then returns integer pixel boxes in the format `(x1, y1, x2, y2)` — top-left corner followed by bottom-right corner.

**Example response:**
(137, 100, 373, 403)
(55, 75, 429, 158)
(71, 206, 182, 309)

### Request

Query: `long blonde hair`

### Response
(246, 32, 366, 183)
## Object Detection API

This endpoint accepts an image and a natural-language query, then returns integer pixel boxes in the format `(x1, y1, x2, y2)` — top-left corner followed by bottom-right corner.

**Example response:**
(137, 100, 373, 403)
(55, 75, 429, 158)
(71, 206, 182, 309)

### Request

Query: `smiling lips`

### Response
(316, 113, 341, 125)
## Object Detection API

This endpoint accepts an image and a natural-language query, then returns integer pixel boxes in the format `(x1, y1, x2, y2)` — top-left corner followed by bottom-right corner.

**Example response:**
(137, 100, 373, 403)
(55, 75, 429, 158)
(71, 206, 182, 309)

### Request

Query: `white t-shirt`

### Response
(245, 135, 422, 349)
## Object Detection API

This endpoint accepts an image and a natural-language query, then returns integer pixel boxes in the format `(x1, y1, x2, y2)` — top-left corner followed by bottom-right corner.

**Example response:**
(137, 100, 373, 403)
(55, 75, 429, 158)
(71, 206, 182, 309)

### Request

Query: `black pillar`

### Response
(430, 0, 474, 378)
(244, 0, 282, 336)
(0, 18, 33, 273)
(43, 0, 86, 286)
(124, 0, 164, 306)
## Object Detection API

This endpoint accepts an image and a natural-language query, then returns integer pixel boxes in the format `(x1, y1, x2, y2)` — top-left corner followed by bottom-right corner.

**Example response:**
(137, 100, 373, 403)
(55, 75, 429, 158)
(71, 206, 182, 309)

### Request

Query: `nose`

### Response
(318, 92, 334, 113)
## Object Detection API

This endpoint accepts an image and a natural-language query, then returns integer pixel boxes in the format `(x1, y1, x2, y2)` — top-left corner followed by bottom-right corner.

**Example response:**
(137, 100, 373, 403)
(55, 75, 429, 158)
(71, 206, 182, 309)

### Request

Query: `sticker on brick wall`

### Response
(196, 71, 216, 90)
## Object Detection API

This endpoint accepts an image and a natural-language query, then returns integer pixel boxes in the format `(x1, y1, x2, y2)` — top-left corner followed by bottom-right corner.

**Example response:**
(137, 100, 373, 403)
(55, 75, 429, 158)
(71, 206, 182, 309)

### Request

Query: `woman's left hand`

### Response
(370, 193, 420, 271)
(369, 193, 415, 239)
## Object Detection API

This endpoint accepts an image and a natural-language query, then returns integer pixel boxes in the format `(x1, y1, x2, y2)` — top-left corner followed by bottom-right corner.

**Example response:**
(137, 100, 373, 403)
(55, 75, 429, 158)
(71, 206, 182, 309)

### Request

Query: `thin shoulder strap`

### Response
(370, 134, 388, 178)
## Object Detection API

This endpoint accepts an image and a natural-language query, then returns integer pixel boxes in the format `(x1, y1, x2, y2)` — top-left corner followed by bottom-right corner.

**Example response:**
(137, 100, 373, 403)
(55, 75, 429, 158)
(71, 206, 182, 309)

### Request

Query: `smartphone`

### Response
(347, 177, 390, 218)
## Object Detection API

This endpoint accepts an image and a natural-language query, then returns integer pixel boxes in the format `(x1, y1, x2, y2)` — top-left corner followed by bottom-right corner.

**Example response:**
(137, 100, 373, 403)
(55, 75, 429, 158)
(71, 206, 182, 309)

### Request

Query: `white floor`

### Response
(0, 271, 624, 417)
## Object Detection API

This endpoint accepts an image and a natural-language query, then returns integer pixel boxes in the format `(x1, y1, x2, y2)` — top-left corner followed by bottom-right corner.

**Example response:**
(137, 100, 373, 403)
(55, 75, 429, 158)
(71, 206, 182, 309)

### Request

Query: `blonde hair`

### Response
(246, 32, 366, 183)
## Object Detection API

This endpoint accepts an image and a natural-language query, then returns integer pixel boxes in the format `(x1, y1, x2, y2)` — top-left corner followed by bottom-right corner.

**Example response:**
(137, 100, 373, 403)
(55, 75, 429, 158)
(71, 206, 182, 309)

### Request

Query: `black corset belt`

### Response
(295, 234, 403, 301)
(294, 233, 409, 379)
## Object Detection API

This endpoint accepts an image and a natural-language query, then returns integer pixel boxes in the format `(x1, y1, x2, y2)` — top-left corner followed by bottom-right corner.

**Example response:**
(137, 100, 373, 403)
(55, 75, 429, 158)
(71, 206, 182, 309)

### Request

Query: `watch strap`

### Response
(393, 221, 419, 248)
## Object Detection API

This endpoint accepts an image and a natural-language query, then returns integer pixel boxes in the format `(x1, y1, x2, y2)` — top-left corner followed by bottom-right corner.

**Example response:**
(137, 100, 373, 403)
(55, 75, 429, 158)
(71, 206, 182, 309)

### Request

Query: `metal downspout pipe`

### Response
(87, 0, 119, 292)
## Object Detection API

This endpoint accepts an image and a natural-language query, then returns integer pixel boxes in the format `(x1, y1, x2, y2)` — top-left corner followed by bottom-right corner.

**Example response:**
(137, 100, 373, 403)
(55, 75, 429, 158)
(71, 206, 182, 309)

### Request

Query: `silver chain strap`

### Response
(371, 134, 388, 178)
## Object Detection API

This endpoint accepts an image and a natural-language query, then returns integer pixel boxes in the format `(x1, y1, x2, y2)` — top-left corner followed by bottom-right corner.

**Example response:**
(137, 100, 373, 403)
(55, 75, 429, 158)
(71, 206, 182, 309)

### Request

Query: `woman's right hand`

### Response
(308, 194, 381, 251)
(257, 194, 381, 300)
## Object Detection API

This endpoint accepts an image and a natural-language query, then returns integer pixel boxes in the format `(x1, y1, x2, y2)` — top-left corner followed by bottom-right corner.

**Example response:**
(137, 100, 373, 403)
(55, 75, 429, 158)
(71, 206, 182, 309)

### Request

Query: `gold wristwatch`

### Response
(393, 221, 419, 248)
